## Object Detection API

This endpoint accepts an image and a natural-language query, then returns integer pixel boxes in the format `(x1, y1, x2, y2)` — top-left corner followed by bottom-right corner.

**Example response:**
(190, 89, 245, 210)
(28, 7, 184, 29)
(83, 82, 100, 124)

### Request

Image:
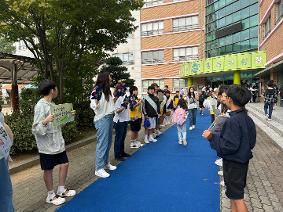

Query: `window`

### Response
(142, 79, 164, 93)
(173, 16, 199, 32)
(143, 0, 163, 7)
(173, 47, 198, 61)
(173, 79, 186, 92)
(113, 52, 134, 65)
(276, 0, 283, 22)
(142, 50, 164, 64)
(264, 16, 271, 37)
(141, 21, 163, 36)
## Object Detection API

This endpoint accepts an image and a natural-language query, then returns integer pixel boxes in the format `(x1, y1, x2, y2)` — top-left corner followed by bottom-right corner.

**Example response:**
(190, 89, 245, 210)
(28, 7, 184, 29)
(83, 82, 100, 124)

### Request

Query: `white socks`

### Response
(57, 186, 66, 194)
(48, 190, 56, 199)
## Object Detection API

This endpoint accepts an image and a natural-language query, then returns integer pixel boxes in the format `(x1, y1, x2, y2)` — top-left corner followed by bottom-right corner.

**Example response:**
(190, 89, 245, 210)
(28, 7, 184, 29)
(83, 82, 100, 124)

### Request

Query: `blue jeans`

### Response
(264, 102, 273, 119)
(114, 121, 128, 158)
(0, 158, 14, 212)
(188, 108, 197, 126)
(94, 114, 113, 170)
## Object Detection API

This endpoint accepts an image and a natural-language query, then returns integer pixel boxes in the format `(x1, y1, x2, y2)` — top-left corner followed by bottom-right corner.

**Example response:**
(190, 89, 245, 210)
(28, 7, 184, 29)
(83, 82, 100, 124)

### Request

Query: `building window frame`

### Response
(142, 79, 164, 93)
(143, 0, 163, 8)
(276, 0, 283, 23)
(142, 50, 164, 64)
(113, 52, 134, 65)
(173, 78, 187, 92)
(141, 21, 164, 36)
(173, 46, 198, 62)
(172, 15, 199, 32)
(264, 16, 271, 37)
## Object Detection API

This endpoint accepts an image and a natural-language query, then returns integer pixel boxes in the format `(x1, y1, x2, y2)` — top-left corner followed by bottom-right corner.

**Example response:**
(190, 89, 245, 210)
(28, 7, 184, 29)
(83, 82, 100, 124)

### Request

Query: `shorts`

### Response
(156, 117, 160, 126)
(130, 118, 142, 132)
(223, 160, 249, 200)
(148, 117, 156, 129)
(39, 151, 69, 170)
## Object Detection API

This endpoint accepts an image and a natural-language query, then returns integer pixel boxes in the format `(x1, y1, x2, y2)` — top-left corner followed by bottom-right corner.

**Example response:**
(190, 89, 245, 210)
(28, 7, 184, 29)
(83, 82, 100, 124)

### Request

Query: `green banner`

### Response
(180, 51, 266, 77)
(191, 60, 203, 75)
(224, 54, 237, 71)
(213, 56, 224, 72)
(252, 51, 266, 68)
(51, 103, 75, 127)
(237, 53, 252, 70)
(204, 58, 213, 73)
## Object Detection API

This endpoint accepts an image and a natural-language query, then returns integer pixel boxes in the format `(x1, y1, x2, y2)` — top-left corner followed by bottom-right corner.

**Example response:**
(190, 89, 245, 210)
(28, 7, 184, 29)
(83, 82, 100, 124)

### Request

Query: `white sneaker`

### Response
(183, 139, 187, 146)
(215, 158, 223, 167)
(218, 171, 223, 176)
(135, 140, 142, 148)
(192, 125, 195, 129)
(189, 126, 193, 130)
(46, 195, 65, 205)
(105, 163, 117, 171)
(130, 141, 139, 149)
(149, 135, 157, 142)
(144, 137, 150, 144)
(156, 130, 162, 136)
(57, 188, 76, 198)
(178, 140, 182, 145)
(95, 169, 110, 178)
(220, 181, 225, 187)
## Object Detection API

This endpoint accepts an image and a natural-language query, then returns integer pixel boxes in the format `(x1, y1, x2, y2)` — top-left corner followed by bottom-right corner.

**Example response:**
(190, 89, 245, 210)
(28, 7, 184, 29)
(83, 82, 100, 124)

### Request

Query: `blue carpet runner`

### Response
(58, 113, 220, 212)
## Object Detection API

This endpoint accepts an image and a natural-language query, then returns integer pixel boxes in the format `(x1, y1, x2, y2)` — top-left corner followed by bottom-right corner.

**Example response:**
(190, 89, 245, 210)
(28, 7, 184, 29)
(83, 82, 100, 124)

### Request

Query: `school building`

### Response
(180, 0, 262, 89)
(256, 0, 283, 89)
(140, 0, 205, 93)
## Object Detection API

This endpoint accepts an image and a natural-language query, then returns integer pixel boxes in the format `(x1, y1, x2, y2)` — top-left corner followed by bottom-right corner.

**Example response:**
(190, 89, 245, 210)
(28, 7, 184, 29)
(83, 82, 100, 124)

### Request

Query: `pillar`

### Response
(233, 70, 241, 85)
(11, 63, 19, 112)
(187, 77, 193, 88)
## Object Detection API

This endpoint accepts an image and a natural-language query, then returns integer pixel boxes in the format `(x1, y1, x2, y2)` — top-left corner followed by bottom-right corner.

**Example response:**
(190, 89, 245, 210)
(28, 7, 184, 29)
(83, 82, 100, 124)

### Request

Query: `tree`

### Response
(100, 56, 135, 87)
(0, 0, 143, 102)
(0, 36, 15, 53)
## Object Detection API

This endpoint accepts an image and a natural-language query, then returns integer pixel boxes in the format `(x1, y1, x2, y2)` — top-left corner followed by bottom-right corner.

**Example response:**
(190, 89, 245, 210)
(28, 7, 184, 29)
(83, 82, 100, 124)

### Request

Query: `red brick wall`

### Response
(141, 0, 205, 90)
(260, 0, 283, 64)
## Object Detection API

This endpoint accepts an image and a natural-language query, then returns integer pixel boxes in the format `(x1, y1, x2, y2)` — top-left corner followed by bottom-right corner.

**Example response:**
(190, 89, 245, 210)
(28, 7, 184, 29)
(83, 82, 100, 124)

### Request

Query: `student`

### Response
(173, 90, 180, 110)
(172, 98, 187, 146)
(198, 91, 206, 115)
(151, 83, 162, 136)
(90, 72, 117, 178)
(202, 85, 256, 212)
(0, 120, 14, 212)
(113, 83, 131, 161)
(32, 80, 76, 205)
(187, 87, 198, 130)
(214, 85, 229, 168)
(264, 80, 276, 120)
(129, 86, 143, 149)
(204, 91, 218, 124)
(163, 90, 173, 125)
(143, 86, 160, 143)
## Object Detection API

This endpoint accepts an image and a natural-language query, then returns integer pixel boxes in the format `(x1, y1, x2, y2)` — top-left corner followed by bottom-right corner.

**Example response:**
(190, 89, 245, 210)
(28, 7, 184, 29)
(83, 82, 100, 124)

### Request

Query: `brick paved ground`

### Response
(221, 127, 283, 212)
(11, 127, 163, 212)
(11, 125, 283, 212)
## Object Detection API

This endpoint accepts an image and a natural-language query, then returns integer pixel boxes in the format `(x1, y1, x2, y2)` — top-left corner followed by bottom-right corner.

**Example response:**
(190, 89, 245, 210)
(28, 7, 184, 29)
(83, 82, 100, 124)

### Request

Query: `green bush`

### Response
(74, 101, 94, 128)
(20, 88, 40, 114)
(5, 112, 36, 153)
(62, 121, 79, 144)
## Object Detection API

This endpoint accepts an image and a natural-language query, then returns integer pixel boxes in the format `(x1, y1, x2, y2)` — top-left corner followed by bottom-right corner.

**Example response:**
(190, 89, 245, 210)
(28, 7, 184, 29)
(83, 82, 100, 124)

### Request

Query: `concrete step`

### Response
(246, 105, 283, 137)
(247, 103, 283, 125)
(246, 105, 283, 151)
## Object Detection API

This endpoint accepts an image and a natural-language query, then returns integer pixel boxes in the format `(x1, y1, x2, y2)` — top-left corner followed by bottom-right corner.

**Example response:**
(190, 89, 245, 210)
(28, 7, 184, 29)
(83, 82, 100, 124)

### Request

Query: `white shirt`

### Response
(90, 93, 114, 122)
(32, 99, 65, 154)
(113, 95, 130, 123)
